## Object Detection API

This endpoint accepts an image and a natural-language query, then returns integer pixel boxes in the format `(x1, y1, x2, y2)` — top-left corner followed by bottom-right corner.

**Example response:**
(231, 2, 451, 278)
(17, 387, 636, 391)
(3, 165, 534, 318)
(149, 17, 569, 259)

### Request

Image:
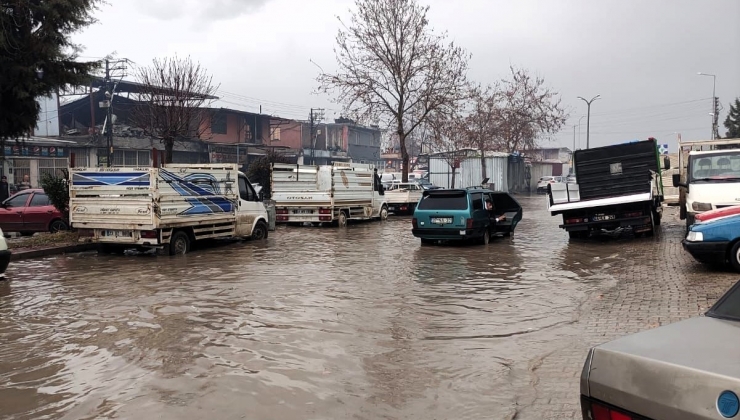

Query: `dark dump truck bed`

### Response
(574, 139, 659, 201)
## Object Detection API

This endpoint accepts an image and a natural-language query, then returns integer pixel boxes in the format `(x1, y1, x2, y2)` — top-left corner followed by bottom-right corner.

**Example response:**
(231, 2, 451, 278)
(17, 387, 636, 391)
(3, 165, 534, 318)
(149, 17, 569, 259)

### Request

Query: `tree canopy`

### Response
(724, 98, 740, 139)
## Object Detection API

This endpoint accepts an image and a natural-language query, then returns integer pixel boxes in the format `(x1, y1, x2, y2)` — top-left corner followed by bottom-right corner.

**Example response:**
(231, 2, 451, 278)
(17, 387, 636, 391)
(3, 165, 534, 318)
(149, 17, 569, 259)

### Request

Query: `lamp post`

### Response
(697, 72, 716, 140)
(577, 95, 600, 149)
(577, 115, 586, 149)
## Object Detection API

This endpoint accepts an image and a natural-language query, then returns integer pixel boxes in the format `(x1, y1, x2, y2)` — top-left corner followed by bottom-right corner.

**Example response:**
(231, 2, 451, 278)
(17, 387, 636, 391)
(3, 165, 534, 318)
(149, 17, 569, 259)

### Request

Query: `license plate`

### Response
(103, 230, 130, 237)
(292, 210, 313, 214)
(431, 217, 453, 224)
(592, 214, 615, 222)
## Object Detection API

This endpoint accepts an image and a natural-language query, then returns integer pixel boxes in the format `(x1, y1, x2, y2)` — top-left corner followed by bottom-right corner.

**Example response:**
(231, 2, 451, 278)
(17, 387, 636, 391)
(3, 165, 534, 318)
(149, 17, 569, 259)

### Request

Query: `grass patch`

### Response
(8, 231, 80, 250)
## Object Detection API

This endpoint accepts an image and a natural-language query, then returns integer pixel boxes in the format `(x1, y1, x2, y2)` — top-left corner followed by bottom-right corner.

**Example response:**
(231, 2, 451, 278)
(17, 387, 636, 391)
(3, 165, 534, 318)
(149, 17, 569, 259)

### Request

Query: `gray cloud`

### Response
(135, 0, 271, 21)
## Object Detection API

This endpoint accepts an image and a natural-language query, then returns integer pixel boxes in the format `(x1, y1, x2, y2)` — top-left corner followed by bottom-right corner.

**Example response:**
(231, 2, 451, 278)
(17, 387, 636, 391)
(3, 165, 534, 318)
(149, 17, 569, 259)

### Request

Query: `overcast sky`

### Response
(73, 0, 740, 152)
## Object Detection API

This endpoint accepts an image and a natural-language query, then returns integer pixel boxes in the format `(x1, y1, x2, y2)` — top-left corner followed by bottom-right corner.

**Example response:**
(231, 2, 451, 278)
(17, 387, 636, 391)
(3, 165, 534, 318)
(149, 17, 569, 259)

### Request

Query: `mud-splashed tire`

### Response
(251, 221, 268, 240)
(338, 211, 348, 227)
(380, 205, 388, 221)
(168, 230, 190, 255)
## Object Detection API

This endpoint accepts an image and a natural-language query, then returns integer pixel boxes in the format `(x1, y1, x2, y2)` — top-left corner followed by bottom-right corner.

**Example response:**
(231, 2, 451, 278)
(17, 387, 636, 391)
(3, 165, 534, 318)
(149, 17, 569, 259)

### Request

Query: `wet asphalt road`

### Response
(0, 196, 657, 419)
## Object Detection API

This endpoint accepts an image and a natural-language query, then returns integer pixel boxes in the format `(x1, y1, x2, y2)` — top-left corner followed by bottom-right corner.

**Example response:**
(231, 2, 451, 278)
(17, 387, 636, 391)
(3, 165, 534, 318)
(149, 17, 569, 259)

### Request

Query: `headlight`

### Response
(692, 202, 712, 211)
(686, 231, 704, 242)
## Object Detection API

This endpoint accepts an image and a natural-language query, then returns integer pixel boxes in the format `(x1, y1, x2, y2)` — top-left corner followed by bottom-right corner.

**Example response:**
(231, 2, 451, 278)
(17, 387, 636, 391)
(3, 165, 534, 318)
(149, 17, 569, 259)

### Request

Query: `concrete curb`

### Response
(10, 243, 97, 262)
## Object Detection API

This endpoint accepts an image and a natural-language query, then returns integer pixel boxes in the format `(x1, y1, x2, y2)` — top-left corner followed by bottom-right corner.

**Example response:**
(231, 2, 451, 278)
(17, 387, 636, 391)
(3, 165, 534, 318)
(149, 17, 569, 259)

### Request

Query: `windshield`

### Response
(706, 280, 740, 322)
(417, 193, 468, 210)
(689, 151, 740, 182)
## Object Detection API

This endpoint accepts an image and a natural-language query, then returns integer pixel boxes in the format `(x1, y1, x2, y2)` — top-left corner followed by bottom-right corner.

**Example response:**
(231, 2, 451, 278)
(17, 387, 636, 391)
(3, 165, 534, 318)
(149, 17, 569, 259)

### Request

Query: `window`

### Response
(238, 176, 255, 201)
(70, 148, 89, 167)
(471, 193, 483, 210)
(38, 158, 68, 180)
(13, 159, 31, 187)
(689, 152, 740, 182)
(5, 193, 29, 207)
(417, 193, 468, 210)
(110, 150, 151, 167)
(30, 193, 50, 207)
(211, 113, 227, 135)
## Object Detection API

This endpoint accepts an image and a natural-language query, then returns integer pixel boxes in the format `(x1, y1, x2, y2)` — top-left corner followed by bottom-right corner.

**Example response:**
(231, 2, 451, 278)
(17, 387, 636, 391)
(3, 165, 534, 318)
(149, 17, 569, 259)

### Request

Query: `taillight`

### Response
(276, 215, 289, 221)
(318, 208, 331, 215)
(466, 218, 473, 229)
(276, 208, 288, 215)
(412, 218, 418, 228)
(590, 401, 633, 420)
(141, 230, 158, 239)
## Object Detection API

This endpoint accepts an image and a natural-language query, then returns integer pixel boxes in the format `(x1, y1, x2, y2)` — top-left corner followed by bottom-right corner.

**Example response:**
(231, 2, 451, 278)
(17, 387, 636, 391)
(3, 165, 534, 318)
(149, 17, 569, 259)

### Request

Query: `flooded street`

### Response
(0, 197, 699, 419)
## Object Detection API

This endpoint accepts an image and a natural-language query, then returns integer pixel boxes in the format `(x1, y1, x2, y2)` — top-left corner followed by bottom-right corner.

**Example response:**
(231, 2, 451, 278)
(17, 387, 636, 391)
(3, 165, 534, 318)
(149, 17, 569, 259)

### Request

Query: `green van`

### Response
(411, 188, 523, 245)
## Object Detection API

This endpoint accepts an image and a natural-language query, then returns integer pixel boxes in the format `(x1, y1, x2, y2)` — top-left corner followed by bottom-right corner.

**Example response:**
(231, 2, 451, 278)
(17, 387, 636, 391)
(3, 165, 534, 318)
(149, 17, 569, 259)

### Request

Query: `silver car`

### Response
(580, 280, 740, 419)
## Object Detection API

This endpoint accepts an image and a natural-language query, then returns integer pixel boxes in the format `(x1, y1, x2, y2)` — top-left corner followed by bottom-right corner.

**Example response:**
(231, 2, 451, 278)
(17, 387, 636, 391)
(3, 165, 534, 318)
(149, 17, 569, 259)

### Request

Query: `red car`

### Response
(0, 189, 68, 236)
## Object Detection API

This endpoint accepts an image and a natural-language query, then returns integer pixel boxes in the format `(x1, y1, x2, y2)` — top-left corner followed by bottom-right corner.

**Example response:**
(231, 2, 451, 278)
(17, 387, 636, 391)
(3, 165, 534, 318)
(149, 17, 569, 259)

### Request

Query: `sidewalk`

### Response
(6, 232, 96, 262)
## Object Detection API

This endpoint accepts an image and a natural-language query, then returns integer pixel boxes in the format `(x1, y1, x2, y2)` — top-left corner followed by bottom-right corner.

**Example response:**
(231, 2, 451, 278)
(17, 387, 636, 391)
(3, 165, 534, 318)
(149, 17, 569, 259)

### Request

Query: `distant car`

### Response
(536, 176, 564, 193)
(683, 211, 740, 271)
(0, 227, 10, 275)
(0, 189, 68, 236)
(566, 175, 577, 183)
(415, 178, 441, 190)
(580, 279, 740, 420)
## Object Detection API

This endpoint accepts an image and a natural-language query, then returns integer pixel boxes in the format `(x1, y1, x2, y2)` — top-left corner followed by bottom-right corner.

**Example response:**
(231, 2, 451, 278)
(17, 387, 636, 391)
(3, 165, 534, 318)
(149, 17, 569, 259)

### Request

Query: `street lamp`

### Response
(577, 115, 587, 149)
(577, 95, 600, 149)
(697, 72, 717, 140)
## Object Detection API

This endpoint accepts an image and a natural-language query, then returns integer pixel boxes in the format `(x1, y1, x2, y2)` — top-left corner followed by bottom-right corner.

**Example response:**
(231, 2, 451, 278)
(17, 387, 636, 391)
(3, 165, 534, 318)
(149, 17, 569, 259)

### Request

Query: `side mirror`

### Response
(672, 173, 685, 188)
(663, 156, 671, 170)
(258, 190, 264, 201)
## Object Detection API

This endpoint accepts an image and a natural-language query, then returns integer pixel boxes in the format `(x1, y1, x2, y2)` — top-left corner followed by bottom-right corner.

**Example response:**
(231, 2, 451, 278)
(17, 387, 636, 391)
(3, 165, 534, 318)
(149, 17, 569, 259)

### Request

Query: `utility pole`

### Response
(713, 96, 721, 140)
(697, 72, 717, 140)
(99, 58, 129, 167)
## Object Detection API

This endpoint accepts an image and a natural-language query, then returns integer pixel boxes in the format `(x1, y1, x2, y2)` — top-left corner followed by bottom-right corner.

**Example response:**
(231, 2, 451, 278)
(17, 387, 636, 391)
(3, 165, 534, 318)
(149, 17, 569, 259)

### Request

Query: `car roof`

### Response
(689, 149, 740, 156)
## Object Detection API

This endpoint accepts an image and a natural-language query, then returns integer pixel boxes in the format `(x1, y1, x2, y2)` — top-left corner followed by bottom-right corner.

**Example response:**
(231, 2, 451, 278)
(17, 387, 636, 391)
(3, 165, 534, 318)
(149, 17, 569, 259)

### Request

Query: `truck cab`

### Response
(674, 146, 740, 230)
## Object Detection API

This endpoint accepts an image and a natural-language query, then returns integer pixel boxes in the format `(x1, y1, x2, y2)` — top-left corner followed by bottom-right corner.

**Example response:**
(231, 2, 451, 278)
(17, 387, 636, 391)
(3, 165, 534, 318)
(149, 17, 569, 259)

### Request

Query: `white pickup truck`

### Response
(69, 163, 269, 254)
(271, 162, 388, 226)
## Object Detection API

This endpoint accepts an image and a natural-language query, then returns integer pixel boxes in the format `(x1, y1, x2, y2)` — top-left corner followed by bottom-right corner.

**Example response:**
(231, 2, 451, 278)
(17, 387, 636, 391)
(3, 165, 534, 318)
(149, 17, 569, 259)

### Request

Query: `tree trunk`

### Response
(480, 152, 487, 182)
(399, 128, 409, 182)
(164, 139, 174, 164)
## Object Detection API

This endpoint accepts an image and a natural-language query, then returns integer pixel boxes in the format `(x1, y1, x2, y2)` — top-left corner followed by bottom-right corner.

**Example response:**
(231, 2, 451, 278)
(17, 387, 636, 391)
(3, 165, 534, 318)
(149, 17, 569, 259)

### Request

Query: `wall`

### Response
(529, 162, 555, 192)
(428, 156, 509, 192)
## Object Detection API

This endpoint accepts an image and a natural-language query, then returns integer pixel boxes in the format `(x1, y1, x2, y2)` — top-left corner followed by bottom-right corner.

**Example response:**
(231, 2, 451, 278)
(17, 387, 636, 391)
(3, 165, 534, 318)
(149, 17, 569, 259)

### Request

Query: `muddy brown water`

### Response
(0, 196, 633, 419)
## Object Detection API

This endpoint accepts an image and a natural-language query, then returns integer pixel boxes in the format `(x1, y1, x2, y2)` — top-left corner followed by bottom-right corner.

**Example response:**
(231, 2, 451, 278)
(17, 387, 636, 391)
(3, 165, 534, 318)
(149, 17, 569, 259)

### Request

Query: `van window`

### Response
(417, 193, 468, 210)
(238, 176, 255, 201)
(471, 193, 483, 210)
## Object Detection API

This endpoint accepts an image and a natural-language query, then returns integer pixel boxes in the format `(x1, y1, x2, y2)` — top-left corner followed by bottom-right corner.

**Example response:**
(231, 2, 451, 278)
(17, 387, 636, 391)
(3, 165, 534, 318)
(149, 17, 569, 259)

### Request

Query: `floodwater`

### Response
(0, 196, 630, 420)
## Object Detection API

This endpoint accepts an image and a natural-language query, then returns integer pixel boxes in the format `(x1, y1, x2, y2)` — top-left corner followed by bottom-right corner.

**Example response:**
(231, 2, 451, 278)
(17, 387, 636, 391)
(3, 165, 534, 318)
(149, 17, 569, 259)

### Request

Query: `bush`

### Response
(246, 150, 292, 199)
(39, 170, 70, 221)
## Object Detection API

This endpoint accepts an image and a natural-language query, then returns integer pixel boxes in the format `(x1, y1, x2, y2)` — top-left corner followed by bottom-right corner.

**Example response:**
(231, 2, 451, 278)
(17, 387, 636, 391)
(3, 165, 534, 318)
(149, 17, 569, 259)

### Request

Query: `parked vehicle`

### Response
(683, 211, 740, 271)
(673, 138, 740, 231)
(385, 182, 425, 215)
(411, 187, 522, 245)
(694, 204, 740, 223)
(0, 228, 10, 276)
(271, 162, 388, 227)
(0, 189, 67, 235)
(536, 176, 563, 194)
(580, 278, 740, 420)
(548, 138, 669, 239)
(69, 160, 269, 255)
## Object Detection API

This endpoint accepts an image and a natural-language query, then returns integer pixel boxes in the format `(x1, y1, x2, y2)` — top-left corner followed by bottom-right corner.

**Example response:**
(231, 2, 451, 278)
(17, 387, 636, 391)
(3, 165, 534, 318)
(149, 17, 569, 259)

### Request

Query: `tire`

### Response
(653, 210, 662, 226)
(19, 231, 34, 237)
(730, 241, 740, 272)
(379, 205, 389, 221)
(49, 219, 69, 233)
(251, 220, 268, 240)
(644, 211, 656, 237)
(168, 230, 191, 255)
(337, 211, 348, 227)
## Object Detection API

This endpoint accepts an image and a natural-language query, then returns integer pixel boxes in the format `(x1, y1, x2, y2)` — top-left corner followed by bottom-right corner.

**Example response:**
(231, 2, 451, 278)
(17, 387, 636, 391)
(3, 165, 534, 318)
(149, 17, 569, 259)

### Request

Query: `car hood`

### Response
(583, 316, 740, 420)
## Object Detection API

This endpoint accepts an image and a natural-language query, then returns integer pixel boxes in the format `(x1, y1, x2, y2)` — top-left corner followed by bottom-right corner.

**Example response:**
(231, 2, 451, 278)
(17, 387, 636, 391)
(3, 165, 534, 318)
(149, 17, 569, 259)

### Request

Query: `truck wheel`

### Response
(49, 219, 69, 233)
(338, 211, 348, 227)
(653, 210, 662, 226)
(169, 230, 190, 255)
(251, 220, 268, 240)
(730, 242, 740, 272)
(380, 205, 389, 220)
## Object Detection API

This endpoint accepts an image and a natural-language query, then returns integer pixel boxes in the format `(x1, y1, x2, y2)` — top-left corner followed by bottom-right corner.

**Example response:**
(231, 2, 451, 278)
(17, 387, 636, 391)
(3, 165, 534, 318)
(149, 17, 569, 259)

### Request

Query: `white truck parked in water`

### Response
(673, 138, 740, 230)
(69, 156, 269, 255)
(271, 162, 388, 226)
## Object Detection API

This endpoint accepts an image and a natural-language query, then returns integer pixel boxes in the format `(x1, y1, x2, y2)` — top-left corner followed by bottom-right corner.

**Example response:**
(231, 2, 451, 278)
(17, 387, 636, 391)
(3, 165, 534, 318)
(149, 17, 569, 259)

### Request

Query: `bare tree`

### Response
(495, 66, 567, 154)
(427, 111, 466, 188)
(129, 56, 218, 163)
(318, 0, 470, 182)
(460, 85, 501, 179)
